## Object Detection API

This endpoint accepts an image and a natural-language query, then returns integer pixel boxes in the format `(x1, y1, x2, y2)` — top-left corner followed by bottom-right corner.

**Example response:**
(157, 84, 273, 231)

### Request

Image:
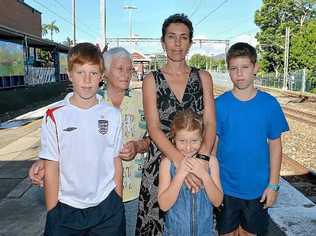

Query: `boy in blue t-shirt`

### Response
(214, 42, 289, 236)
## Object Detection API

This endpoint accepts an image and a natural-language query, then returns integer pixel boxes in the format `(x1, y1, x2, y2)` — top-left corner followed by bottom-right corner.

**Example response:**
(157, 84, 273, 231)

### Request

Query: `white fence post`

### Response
(301, 68, 306, 93)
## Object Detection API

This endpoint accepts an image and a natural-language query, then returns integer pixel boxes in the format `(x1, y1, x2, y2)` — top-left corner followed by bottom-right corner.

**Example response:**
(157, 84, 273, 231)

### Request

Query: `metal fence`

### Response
(24, 66, 56, 86)
(257, 69, 316, 93)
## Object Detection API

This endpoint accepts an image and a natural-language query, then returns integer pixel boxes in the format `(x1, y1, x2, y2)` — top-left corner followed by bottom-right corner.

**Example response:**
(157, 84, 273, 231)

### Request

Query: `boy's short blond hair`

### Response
(226, 42, 257, 67)
(67, 42, 105, 73)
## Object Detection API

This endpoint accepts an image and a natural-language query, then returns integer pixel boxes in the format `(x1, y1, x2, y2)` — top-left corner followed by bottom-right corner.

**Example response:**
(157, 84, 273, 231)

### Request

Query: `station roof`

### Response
(131, 51, 151, 62)
(0, 23, 69, 53)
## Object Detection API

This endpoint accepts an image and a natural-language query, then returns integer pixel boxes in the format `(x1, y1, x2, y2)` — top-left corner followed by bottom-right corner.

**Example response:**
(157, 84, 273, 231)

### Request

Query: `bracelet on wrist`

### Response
(267, 183, 280, 192)
(196, 154, 210, 161)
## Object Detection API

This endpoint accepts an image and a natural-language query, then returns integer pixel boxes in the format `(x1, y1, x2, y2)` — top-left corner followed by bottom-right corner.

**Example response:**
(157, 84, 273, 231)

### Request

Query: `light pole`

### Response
(72, 0, 76, 45)
(100, 0, 107, 50)
(123, 5, 137, 38)
(282, 27, 290, 90)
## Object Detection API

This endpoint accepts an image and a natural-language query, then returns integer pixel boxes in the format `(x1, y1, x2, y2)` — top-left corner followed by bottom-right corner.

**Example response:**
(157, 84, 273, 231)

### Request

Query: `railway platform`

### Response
(2, 158, 315, 236)
(0, 84, 315, 235)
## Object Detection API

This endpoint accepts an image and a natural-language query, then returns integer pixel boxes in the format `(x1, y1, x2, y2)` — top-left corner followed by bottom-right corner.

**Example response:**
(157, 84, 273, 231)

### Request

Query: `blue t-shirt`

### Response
(215, 90, 289, 200)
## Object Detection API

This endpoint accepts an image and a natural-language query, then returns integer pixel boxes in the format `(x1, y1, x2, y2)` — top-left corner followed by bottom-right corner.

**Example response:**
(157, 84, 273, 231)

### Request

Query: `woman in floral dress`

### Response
(136, 13, 216, 235)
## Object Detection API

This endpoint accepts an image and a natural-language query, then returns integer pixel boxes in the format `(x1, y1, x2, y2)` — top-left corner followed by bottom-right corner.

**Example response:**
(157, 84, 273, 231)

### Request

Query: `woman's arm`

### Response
(158, 158, 189, 211)
(44, 160, 59, 210)
(142, 73, 183, 167)
(198, 71, 216, 156)
(211, 136, 219, 156)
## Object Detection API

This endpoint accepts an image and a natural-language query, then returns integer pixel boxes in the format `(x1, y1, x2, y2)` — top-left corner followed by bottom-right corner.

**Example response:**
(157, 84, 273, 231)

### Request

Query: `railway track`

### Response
(214, 85, 316, 127)
(282, 106, 316, 127)
(282, 155, 316, 204)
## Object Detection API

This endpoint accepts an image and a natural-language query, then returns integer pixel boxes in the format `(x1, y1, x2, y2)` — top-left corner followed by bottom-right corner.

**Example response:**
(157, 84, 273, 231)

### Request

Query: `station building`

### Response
(0, 0, 69, 90)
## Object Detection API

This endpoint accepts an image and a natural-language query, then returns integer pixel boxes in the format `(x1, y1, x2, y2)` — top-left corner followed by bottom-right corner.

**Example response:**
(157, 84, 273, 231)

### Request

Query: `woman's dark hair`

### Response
(161, 13, 193, 42)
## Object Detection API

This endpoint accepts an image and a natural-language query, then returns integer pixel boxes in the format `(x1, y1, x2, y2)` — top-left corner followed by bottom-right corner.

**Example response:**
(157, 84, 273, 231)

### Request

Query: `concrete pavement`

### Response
(0, 90, 315, 236)
(0, 171, 46, 236)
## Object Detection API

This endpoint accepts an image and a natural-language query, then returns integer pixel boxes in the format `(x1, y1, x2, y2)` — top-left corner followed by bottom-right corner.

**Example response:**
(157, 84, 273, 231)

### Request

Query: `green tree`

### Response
(42, 20, 60, 41)
(291, 20, 316, 70)
(255, 0, 316, 74)
(188, 54, 227, 71)
(292, 20, 316, 85)
(189, 54, 210, 69)
(210, 58, 226, 71)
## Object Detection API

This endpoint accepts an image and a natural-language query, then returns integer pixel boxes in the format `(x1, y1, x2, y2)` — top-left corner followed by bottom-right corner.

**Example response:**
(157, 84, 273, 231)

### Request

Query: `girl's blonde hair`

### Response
(170, 109, 203, 140)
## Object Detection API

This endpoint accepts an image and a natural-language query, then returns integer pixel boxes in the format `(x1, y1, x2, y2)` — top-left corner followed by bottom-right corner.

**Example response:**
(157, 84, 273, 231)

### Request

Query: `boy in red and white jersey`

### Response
(40, 43, 125, 235)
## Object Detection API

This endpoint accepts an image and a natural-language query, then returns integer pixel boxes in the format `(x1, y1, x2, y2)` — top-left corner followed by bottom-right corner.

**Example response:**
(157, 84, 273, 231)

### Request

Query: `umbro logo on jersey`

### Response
(63, 127, 77, 132)
(98, 120, 108, 135)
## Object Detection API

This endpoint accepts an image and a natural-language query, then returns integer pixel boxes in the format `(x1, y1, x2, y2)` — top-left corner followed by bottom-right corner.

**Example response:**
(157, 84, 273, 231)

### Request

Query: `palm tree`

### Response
(62, 37, 73, 47)
(42, 26, 48, 38)
(42, 20, 60, 41)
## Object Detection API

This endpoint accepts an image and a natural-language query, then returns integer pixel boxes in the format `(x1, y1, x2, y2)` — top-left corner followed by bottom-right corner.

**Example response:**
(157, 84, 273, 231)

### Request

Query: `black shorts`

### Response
(44, 190, 125, 236)
(215, 194, 269, 235)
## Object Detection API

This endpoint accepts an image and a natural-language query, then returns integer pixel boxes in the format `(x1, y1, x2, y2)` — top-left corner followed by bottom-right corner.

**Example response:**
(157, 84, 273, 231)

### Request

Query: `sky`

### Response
(24, 0, 263, 55)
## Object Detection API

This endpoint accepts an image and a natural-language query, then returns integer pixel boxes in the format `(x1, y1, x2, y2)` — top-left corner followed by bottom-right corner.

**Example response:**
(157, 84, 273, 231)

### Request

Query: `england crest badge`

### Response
(98, 119, 108, 135)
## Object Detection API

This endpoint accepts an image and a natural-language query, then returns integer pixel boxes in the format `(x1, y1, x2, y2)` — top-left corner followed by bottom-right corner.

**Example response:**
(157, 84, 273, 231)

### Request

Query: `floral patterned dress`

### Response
(136, 68, 204, 235)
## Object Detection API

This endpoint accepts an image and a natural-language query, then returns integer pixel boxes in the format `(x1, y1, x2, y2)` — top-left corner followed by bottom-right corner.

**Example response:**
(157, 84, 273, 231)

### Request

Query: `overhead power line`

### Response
(190, 0, 203, 18)
(195, 0, 229, 27)
(52, 0, 99, 37)
(226, 28, 258, 39)
(31, 0, 98, 40)
(52, 0, 71, 14)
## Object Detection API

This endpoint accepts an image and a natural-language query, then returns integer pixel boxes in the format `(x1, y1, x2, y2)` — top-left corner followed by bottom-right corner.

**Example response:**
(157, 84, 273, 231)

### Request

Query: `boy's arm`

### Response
(44, 160, 59, 210)
(40, 109, 61, 210)
(114, 112, 123, 197)
(260, 137, 282, 208)
(114, 157, 123, 197)
(269, 138, 282, 185)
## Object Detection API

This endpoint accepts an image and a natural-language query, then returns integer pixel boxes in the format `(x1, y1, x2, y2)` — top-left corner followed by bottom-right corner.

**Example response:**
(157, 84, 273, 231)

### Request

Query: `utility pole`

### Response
(100, 0, 107, 51)
(282, 27, 290, 90)
(72, 0, 76, 45)
(123, 5, 137, 38)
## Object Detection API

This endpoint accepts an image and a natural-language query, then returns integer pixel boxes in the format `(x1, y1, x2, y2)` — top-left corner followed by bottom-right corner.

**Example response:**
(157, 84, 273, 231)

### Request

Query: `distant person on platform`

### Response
(29, 46, 149, 236)
(40, 42, 125, 235)
(213, 42, 289, 236)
